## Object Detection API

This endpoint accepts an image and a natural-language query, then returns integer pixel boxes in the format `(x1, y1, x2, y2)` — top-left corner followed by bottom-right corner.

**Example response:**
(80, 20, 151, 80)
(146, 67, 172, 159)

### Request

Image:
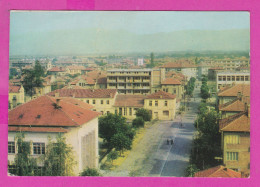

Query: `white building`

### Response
(137, 58, 144, 66)
(216, 71, 250, 91)
(8, 96, 100, 175)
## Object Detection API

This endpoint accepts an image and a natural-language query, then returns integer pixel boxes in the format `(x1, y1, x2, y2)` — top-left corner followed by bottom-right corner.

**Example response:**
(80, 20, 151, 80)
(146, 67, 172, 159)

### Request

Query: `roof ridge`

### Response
(219, 98, 240, 109)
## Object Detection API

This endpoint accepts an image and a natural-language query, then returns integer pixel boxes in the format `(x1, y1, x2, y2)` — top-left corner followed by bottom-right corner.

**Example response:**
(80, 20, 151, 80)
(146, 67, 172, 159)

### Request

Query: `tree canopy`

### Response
(135, 108, 151, 122)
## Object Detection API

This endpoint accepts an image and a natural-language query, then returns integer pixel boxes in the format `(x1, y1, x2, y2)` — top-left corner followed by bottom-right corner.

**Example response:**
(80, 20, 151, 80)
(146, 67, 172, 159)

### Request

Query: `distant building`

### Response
(161, 61, 197, 80)
(8, 85, 25, 109)
(137, 58, 144, 66)
(160, 78, 184, 99)
(208, 67, 224, 81)
(194, 165, 242, 178)
(47, 66, 66, 76)
(8, 96, 100, 175)
(216, 71, 250, 91)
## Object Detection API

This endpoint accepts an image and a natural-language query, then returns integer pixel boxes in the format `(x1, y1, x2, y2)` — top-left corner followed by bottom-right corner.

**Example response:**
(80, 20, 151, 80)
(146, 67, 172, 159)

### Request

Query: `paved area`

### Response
(103, 83, 201, 177)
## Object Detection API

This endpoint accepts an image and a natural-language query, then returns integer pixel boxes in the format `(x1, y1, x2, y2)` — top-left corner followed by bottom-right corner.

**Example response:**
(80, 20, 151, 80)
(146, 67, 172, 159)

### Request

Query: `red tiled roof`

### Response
(194, 165, 241, 178)
(219, 112, 250, 132)
(219, 97, 250, 112)
(114, 95, 145, 107)
(8, 96, 100, 127)
(62, 85, 84, 89)
(48, 67, 65, 72)
(9, 126, 69, 133)
(218, 84, 250, 97)
(146, 91, 176, 99)
(47, 89, 117, 98)
(9, 85, 21, 93)
(161, 78, 182, 85)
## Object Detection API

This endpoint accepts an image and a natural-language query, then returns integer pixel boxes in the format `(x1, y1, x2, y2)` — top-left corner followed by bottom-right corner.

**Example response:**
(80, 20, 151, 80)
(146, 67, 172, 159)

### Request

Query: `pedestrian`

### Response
(167, 139, 169, 145)
(171, 139, 173, 145)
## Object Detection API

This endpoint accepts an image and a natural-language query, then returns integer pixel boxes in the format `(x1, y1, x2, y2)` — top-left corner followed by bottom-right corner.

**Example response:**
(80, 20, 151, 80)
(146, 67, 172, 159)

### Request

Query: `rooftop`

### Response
(8, 95, 99, 127)
(107, 69, 152, 72)
(219, 111, 250, 132)
(9, 85, 22, 93)
(114, 95, 145, 107)
(146, 91, 176, 99)
(218, 84, 250, 97)
(161, 78, 182, 85)
(219, 97, 250, 112)
(194, 165, 241, 178)
(47, 89, 117, 98)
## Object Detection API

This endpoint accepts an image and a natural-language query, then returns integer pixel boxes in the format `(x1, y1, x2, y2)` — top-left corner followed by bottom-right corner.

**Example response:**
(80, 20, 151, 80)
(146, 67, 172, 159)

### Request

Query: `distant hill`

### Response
(10, 29, 249, 56)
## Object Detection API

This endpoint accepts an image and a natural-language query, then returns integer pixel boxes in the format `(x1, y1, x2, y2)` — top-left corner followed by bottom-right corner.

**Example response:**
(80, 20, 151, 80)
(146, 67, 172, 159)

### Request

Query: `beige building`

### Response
(219, 109, 250, 177)
(8, 85, 25, 109)
(144, 91, 176, 120)
(66, 65, 86, 75)
(48, 89, 118, 115)
(8, 96, 100, 175)
(160, 78, 184, 99)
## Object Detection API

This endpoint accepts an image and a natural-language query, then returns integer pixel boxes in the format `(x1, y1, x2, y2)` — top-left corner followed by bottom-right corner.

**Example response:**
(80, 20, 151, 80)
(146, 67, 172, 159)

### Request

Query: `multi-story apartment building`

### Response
(216, 71, 250, 91)
(204, 59, 249, 71)
(107, 69, 153, 95)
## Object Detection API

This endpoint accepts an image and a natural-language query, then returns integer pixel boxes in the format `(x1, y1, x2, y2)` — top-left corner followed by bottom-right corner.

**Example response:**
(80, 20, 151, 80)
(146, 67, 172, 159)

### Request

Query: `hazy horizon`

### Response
(10, 11, 250, 56)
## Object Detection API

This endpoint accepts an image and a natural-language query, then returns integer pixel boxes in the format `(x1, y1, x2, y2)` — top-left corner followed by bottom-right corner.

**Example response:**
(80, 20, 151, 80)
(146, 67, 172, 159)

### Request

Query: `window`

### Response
(166, 88, 168, 92)
(232, 76, 235, 81)
(33, 143, 45, 155)
(86, 100, 89, 104)
(107, 100, 110, 104)
(92, 100, 96, 104)
(245, 76, 249, 81)
(129, 108, 132, 116)
(163, 111, 169, 116)
(226, 152, 238, 161)
(164, 101, 168, 106)
(236, 76, 240, 81)
(149, 101, 152, 106)
(226, 135, 239, 144)
(223, 76, 226, 81)
(8, 142, 15, 154)
(227, 76, 231, 81)
(218, 76, 222, 81)
(101, 111, 103, 115)
(241, 76, 244, 81)
(173, 89, 176, 94)
(155, 101, 158, 106)
(101, 100, 103, 104)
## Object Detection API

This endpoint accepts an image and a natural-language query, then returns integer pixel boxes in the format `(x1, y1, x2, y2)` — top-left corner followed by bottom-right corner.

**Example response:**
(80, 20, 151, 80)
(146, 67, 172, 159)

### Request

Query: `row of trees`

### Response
(200, 75, 210, 100)
(185, 102, 222, 176)
(186, 77, 196, 96)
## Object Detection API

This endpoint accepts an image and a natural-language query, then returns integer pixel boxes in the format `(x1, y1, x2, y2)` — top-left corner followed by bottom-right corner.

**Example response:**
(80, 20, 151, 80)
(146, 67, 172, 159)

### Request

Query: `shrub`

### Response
(107, 150, 119, 163)
(132, 117, 145, 128)
(135, 108, 151, 121)
(80, 167, 101, 176)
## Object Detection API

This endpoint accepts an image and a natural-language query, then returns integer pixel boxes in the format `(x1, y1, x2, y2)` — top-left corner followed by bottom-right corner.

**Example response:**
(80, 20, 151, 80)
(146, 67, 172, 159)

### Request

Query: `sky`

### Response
(10, 11, 250, 55)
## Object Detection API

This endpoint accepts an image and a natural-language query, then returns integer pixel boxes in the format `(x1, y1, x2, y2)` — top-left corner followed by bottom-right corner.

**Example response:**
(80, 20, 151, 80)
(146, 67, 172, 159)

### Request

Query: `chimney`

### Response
(247, 104, 250, 118)
(56, 98, 60, 105)
(55, 92, 59, 97)
(237, 91, 242, 100)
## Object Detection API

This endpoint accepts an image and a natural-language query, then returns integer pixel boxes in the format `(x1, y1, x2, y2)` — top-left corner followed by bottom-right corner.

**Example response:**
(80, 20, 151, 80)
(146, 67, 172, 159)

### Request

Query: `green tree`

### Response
(99, 113, 135, 144)
(10, 68, 18, 77)
(185, 164, 199, 177)
(22, 60, 45, 97)
(132, 117, 145, 128)
(110, 133, 132, 155)
(135, 108, 151, 121)
(43, 135, 76, 176)
(150, 52, 154, 67)
(13, 133, 37, 176)
(80, 167, 101, 176)
(107, 150, 119, 164)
